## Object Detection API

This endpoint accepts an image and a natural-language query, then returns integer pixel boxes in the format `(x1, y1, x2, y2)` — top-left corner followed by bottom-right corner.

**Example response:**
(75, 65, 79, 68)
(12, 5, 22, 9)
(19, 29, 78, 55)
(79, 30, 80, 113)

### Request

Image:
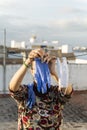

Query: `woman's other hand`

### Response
(25, 48, 45, 66)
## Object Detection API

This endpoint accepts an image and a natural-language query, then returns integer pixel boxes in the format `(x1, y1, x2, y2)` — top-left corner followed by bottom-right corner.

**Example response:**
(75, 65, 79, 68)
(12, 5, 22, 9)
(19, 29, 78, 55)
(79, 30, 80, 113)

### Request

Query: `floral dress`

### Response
(10, 84, 71, 130)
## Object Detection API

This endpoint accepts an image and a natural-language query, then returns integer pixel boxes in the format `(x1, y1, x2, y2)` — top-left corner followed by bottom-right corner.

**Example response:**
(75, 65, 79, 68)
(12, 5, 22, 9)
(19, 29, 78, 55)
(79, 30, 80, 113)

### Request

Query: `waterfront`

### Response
(0, 45, 87, 92)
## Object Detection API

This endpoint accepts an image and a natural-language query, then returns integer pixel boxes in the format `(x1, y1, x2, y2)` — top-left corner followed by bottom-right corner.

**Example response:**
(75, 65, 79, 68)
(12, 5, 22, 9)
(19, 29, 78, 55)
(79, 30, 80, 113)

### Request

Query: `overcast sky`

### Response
(0, 0, 87, 46)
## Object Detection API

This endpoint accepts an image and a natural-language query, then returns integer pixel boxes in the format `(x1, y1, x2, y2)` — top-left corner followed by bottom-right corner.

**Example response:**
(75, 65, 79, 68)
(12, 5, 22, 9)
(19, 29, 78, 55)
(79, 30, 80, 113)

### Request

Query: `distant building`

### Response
(51, 41, 59, 44)
(11, 40, 26, 48)
(61, 45, 69, 53)
(29, 35, 36, 44)
(10, 40, 26, 61)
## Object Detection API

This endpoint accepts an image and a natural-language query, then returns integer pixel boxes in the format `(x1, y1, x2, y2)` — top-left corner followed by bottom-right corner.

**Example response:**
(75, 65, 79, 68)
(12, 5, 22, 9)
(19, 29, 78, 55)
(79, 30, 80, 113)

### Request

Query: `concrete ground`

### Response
(0, 91, 87, 130)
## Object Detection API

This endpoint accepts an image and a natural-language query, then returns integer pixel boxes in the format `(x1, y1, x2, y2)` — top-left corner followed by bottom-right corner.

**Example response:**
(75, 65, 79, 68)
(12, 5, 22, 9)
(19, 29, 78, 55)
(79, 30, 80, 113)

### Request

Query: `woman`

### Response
(9, 48, 73, 130)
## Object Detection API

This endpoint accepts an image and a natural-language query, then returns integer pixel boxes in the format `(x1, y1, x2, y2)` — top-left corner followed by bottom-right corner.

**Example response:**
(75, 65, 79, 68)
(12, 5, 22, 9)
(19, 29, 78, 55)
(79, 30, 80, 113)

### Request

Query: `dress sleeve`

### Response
(9, 85, 28, 102)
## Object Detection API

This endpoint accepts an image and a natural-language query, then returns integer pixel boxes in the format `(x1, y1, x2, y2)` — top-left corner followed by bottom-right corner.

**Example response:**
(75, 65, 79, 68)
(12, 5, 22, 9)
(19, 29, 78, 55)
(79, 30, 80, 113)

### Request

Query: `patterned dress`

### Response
(10, 83, 71, 130)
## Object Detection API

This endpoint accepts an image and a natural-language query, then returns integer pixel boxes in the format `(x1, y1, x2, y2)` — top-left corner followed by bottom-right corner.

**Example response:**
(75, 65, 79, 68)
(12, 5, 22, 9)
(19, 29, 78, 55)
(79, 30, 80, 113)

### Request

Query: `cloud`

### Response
(60, 7, 86, 14)
(49, 18, 87, 33)
(76, 0, 87, 2)
(0, 0, 87, 46)
(0, 0, 16, 7)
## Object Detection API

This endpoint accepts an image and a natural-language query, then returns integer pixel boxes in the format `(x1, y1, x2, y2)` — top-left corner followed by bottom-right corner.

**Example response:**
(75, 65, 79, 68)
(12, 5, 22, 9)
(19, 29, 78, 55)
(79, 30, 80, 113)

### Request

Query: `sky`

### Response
(0, 0, 87, 47)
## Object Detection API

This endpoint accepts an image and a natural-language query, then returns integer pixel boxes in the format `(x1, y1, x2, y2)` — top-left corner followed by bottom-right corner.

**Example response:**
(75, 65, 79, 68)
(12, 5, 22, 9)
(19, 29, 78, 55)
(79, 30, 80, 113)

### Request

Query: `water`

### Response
(74, 52, 87, 60)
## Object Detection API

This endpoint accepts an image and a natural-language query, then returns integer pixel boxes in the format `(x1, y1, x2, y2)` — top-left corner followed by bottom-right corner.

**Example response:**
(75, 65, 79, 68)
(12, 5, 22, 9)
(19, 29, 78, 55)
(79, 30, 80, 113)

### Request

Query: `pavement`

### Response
(0, 91, 87, 130)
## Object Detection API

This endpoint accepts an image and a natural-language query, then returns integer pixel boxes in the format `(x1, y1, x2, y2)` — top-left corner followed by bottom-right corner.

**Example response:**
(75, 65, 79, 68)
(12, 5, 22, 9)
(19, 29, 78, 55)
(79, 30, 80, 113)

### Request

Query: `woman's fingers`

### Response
(28, 48, 57, 64)
(43, 54, 50, 63)
(28, 49, 45, 60)
(33, 49, 44, 57)
(29, 52, 40, 59)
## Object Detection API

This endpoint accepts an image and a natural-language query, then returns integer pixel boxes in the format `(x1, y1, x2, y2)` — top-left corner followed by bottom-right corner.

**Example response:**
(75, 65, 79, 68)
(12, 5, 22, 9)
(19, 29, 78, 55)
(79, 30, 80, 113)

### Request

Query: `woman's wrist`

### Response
(23, 62, 29, 68)
(25, 58, 31, 64)
(23, 58, 31, 68)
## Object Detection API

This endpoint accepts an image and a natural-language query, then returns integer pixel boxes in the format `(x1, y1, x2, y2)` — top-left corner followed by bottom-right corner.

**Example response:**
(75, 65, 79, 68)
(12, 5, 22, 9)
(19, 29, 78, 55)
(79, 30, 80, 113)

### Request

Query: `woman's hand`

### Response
(28, 49, 59, 83)
(25, 48, 45, 65)
(28, 48, 44, 61)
